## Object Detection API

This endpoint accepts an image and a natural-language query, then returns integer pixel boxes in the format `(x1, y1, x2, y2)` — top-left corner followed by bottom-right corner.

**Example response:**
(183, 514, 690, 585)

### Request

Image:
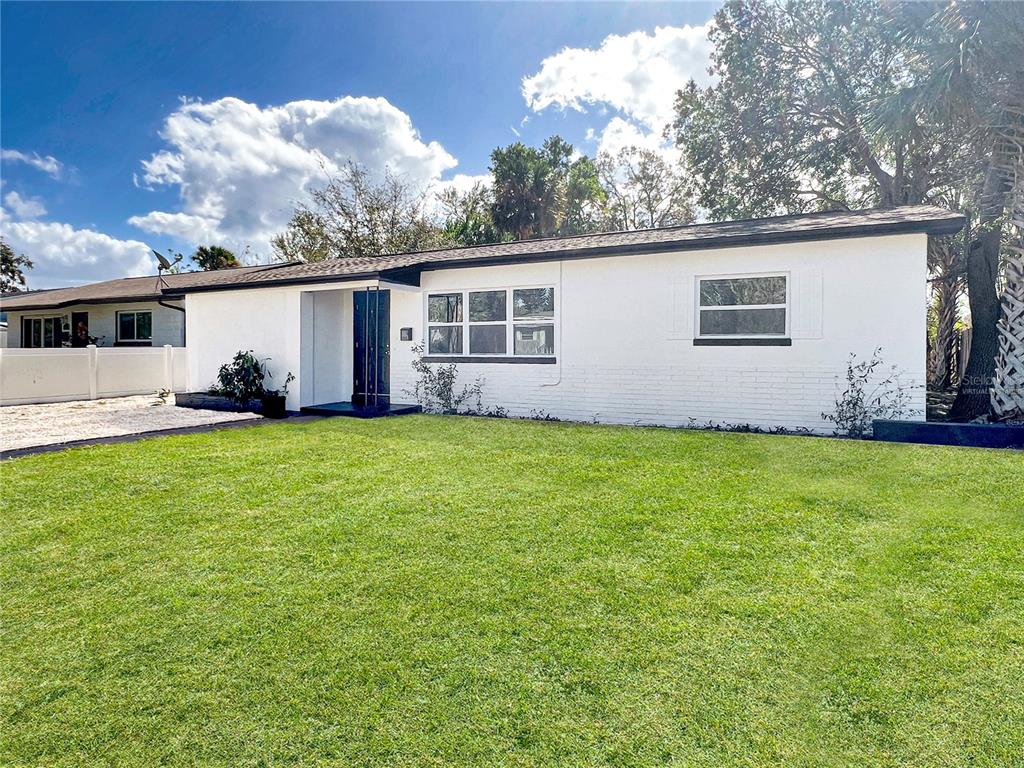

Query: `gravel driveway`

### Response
(0, 395, 260, 452)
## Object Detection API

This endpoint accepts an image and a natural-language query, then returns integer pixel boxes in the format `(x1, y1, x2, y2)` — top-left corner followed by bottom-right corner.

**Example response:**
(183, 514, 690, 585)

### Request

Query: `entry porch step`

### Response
(300, 401, 422, 418)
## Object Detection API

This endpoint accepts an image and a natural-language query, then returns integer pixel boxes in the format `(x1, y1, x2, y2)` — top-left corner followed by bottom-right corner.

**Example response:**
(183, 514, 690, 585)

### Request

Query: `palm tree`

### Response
(893, 2, 1024, 419)
(928, 234, 965, 391)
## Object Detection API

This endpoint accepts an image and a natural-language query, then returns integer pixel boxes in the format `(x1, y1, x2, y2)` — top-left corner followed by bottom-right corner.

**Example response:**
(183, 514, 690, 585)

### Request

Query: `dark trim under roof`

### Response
(2, 294, 185, 312)
(0, 206, 965, 306)
(172, 205, 966, 295)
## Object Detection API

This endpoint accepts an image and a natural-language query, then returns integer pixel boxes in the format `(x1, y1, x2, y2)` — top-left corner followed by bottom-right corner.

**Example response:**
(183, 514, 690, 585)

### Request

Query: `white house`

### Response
(175, 205, 961, 432)
(0, 266, 275, 349)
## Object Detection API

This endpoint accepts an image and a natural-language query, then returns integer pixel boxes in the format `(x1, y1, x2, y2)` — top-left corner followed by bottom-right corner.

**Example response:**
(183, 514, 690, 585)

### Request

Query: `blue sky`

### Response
(1, 1, 718, 287)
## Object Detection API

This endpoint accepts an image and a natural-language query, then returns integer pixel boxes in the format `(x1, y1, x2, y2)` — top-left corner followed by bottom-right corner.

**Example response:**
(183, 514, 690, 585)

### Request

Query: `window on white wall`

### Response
(697, 275, 788, 337)
(425, 286, 555, 357)
(116, 310, 153, 343)
(468, 290, 507, 354)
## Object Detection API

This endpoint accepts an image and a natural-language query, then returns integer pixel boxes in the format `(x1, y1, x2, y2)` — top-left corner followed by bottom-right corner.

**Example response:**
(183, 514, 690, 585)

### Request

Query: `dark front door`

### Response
(353, 288, 390, 409)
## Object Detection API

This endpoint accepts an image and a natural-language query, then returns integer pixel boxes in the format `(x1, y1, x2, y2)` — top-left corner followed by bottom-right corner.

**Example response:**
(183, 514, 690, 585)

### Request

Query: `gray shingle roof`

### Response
(1, 205, 964, 308)
(173, 205, 965, 292)
(0, 265, 279, 310)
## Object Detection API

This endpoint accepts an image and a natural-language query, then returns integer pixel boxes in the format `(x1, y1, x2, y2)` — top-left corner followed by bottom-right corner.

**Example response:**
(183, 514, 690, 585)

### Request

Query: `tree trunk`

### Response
(949, 159, 1010, 421)
(931, 275, 961, 390)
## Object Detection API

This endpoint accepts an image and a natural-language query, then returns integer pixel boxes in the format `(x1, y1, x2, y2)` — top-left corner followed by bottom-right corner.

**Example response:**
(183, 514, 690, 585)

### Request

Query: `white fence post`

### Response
(163, 345, 174, 392)
(87, 344, 98, 400)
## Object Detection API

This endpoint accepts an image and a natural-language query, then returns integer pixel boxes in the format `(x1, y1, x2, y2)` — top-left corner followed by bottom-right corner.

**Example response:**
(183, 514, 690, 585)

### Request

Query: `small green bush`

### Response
(215, 350, 268, 404)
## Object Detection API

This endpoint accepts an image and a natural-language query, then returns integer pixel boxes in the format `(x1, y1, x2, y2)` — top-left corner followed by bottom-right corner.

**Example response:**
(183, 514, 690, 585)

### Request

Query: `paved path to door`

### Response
(0, 394, 262, 455)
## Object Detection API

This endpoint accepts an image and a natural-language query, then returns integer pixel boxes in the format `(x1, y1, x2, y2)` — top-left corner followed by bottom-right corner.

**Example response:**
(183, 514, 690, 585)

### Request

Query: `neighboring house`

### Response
(0, 268, 273, 348)
(0, 207, 965, 432)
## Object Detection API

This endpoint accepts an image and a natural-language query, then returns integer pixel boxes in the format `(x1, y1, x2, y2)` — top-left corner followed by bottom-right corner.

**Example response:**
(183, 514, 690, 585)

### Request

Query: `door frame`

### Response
(352, 287, 391, 409)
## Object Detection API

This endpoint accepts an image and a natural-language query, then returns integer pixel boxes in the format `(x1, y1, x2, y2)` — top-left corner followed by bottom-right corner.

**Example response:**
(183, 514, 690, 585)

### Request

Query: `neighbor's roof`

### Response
(0, 265, 279, 311)
(0, 205, 964, 309)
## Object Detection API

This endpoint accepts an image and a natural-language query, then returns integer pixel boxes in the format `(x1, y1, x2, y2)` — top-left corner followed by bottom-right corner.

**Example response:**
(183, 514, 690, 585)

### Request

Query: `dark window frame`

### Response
(115, 309, 153, 343)
(21, 315, 64, 348)
(425, 286, 556, 360)
(695, 273, 789, 340)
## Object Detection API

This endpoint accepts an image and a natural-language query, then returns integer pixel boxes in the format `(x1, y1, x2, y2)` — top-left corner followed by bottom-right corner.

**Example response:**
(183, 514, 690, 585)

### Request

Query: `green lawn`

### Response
(2, 416, 1022, 767)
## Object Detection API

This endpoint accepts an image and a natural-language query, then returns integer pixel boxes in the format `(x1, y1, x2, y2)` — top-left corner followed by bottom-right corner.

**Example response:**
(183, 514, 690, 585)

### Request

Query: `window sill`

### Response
(422, 356, 557, 364)
(693, 337, 792, 347)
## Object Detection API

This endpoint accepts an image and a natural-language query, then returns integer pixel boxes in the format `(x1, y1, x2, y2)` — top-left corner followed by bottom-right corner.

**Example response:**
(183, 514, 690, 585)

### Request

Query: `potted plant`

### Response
(261, 371, 294, 419)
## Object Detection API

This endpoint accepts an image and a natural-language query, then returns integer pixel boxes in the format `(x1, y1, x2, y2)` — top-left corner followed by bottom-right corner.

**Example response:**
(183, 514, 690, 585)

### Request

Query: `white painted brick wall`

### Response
(390, 233, 928, 434)
(185, 233, 928, 432)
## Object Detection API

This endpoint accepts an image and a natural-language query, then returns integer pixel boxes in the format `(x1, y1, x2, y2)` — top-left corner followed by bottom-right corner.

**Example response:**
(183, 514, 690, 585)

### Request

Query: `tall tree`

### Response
(672, 0, 1021, 419)
(272, 161, 446, 262)
(271, 210, 334, 264)
(597, 147, 695, 231)
(671, 0, 973, 218)
(437, 182, 504, 247)
(1, 238, 33, 293)
(192, 245, 240, 271)
(490, 136, 604, 240)
(927, 233, 966, 391)
(891, 1, 1024, 419)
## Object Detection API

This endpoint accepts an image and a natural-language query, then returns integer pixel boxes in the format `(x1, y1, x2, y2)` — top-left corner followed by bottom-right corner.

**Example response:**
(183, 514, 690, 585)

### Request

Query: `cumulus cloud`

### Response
(524, 24, 713, 169)
(126, 211, 222, 244)
(1, 149, 64, 179)
(587, 117, 682, 161)
(130, 95, 460, 252)
(522, 24, 714, 133)
(3, 191, 47, 219)
(1, 220, 154, 288)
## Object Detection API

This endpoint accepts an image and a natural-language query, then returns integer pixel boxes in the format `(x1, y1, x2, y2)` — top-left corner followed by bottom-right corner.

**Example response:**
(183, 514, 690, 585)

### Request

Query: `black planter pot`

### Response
(261, 393, 288, 419)
(176, 392, 261, 413)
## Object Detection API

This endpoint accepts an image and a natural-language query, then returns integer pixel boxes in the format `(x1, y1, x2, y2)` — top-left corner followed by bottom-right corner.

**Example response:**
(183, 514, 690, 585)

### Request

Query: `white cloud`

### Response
(1, 220, 154, 288)
(589, 116, 682, 162)
(127, 211, 222, 244)
(421, 173, 493, 219)
(1, 149, 64, 179)
(522, 24, 714, 133)
(130, 95, 460, 253)
(433, 173, 492, 197)
(525, 24, 711, 175)
(3, 191, 46, 219)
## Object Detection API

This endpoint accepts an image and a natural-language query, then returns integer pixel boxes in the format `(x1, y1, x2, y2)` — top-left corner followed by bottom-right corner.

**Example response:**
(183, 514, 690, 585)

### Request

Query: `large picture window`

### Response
(116, 310, 153, 343)
(426, 286, 555, 358)
(697, 275, 788, 337)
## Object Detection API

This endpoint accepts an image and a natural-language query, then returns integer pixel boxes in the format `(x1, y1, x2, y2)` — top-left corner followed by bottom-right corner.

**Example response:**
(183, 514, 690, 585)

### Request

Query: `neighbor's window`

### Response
(697, 275, 787, 337)
(426, 286, 555, 357)
(116, 310, 153, 343)
(21, 316, 63, 348)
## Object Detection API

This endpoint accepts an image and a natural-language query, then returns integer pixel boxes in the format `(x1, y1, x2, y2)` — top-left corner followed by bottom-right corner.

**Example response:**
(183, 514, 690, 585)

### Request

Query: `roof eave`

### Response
(413, 216, 966, 273)
(0, 294, 186, 312)
(147, 213, 966, 296)
(165, 270, 389, 295)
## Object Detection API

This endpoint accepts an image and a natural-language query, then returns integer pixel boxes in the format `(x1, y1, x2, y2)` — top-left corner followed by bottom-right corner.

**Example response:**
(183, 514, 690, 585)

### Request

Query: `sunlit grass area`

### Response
(2, 416, 1022, 767)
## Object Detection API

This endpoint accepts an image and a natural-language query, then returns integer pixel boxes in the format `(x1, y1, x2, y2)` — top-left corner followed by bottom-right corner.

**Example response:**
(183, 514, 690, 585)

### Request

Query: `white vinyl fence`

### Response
(0, 345, 188, 406)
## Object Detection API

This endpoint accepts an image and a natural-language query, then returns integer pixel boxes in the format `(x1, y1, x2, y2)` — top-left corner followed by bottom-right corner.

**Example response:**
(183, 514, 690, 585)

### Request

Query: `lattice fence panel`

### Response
(991, 110, 1024, 420)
